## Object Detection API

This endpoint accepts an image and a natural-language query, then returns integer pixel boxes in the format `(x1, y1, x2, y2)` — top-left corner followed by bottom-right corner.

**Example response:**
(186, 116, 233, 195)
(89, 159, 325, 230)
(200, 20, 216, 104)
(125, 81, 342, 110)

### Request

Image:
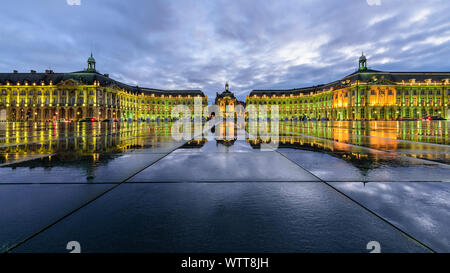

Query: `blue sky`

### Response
(1, 0, 449, 100)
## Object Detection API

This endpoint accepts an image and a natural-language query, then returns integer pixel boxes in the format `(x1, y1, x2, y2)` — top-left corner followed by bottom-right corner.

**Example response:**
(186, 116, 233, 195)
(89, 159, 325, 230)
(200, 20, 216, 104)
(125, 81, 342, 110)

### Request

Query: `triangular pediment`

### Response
(367, 76, 396, 85)
(58, 79, 80, 86)
(107, 83, 122, 90)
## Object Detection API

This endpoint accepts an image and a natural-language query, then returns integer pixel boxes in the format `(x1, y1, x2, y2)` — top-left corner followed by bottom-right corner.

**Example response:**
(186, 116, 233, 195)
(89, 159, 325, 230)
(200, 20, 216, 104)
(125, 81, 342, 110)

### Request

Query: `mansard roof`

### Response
(0, 70, 206, 97)
(343, 69, 450, 82)
(249, 69, 450, 97)
(216, 89, 236, 99)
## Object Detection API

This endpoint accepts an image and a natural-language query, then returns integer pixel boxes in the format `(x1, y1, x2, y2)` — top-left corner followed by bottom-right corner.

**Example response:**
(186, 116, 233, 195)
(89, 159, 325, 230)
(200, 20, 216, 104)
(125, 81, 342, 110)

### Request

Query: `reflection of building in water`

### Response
(0, 54, 208, 122)
(181, 138, 208, 149)
(246, 54, 450, 121)
(0, 122, 193, 165)
(247, 120, 448, 162)
(247, 130, 381, 175)
(215, 121, 238, 146)
(214, 83, 245, 120)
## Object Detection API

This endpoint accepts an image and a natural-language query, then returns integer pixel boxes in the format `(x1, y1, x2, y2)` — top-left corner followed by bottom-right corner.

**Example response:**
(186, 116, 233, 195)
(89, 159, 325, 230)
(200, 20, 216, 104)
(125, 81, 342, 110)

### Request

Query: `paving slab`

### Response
(329, 181, 450, 253)
(0, 184, 112, 252)
(12, 183, 429, 253)
(128, 151, 319, 182)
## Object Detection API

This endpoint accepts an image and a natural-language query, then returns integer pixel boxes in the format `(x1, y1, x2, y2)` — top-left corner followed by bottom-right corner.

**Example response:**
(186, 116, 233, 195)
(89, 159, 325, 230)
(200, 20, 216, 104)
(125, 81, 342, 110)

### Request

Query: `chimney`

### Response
(30, 70, 36, 73)
(13, 70, 18, 73)
(104, 73, 109, 78)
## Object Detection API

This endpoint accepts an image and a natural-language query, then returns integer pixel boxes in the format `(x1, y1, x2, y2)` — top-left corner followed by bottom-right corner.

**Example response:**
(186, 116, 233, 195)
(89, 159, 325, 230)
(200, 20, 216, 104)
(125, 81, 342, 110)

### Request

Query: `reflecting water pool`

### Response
(0, 120, 448, 253)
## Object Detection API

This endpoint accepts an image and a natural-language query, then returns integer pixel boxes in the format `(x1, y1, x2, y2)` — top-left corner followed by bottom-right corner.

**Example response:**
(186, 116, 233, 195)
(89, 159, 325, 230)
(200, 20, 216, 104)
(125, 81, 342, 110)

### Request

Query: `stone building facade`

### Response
(246, 54, 449, 120)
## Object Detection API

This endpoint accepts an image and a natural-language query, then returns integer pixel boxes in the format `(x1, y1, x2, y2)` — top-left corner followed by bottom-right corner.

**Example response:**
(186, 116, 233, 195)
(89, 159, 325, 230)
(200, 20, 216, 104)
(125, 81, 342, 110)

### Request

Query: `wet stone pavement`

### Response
(0, 121, 449, 253)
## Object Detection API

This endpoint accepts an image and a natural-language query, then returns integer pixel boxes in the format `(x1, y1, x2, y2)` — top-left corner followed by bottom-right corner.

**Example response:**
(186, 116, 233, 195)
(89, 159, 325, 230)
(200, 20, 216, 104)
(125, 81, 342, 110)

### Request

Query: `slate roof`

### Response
(0, 70, 206, 97)
(249, 69, 450, 97)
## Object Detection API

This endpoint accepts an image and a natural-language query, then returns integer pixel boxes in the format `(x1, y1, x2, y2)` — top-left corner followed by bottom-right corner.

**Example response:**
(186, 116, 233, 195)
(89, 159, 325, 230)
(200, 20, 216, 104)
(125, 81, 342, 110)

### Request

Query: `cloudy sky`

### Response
(1, 0, 449, 100)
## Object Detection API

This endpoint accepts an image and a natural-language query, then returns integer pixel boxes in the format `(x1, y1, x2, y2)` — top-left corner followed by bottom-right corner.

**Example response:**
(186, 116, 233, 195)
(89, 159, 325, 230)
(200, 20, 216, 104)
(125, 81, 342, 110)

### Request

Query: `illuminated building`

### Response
(214, 82, 245, 120)
(246, 54, 450, 120)
(0, 54, 208, 121)
(0, 122, 207, 165)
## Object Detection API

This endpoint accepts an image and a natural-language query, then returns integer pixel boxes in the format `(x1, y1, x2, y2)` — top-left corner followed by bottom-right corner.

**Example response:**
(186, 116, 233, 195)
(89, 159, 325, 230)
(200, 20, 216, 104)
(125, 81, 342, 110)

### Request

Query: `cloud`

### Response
(66, 0, 81, 5)
(366, 0, 381, 6)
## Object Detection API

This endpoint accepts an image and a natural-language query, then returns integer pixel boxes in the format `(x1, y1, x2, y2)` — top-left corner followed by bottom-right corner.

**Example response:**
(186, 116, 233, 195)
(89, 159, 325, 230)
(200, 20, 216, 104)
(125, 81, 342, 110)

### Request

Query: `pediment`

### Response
(107, 83, 122, 90)
(58, 79, 80, 86)
(367, 76, 396, 85)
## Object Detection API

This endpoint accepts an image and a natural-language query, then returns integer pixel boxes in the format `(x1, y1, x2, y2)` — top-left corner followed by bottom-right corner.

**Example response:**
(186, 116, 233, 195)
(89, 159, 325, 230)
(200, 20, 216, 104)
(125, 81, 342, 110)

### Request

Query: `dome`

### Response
(359, 53, 366, 61)
(88, 53, 96, 63)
